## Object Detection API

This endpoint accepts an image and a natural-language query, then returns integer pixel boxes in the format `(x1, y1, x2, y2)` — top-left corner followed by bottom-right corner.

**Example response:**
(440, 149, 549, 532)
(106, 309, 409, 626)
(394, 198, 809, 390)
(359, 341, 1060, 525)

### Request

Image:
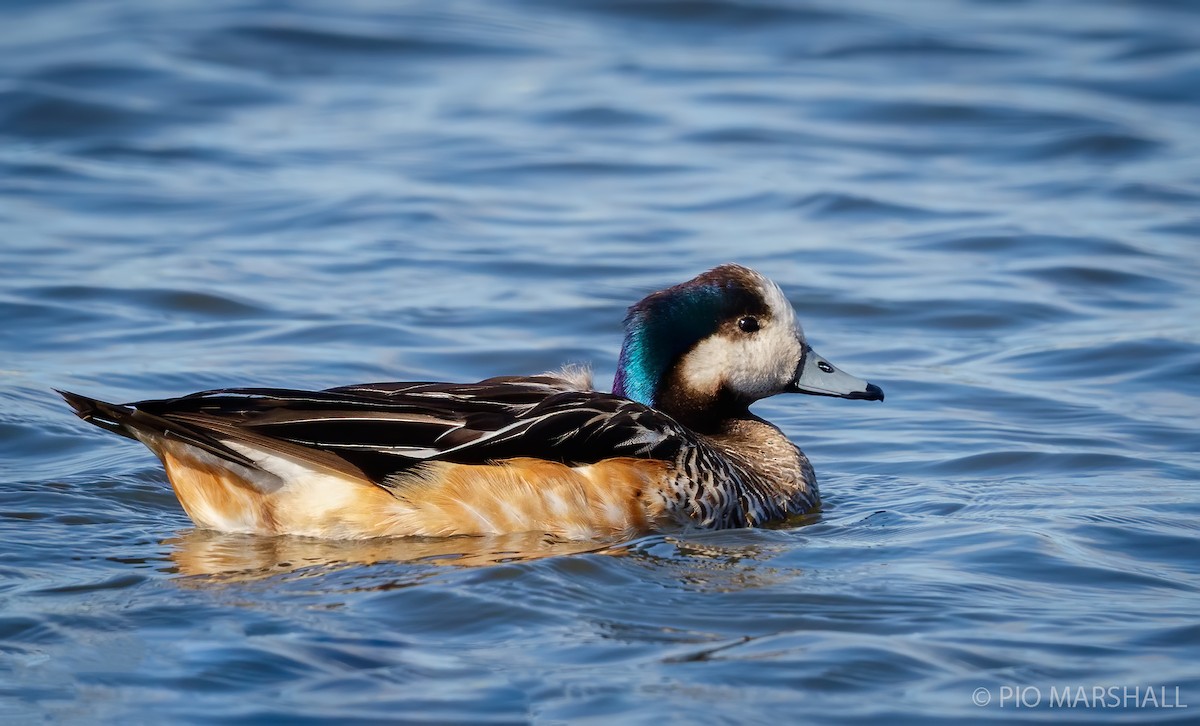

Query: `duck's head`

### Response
(613, 264, 883, 424)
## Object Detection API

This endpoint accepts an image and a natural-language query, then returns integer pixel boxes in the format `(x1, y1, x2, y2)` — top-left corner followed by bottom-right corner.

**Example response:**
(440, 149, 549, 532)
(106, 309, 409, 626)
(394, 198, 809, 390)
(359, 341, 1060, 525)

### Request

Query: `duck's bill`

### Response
(789, 346, 884, 401)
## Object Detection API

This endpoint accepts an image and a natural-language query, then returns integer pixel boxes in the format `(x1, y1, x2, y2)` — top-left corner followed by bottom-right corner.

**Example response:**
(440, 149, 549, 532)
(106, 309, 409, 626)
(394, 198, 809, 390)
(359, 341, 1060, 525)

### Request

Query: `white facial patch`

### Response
(676, 272, 807, 402)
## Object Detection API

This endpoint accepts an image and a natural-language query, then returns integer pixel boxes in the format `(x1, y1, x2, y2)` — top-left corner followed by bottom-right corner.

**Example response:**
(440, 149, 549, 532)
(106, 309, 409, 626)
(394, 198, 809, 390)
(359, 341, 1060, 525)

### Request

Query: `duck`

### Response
(59, 264, 883, 541)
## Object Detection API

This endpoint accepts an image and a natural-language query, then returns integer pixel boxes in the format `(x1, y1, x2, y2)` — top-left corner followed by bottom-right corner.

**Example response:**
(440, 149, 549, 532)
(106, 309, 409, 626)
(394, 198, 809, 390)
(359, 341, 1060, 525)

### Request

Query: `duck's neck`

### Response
(616, 354, 818, 518)
(611, 322, 814, 511)
(614, 337, 750, 432)
(653, 366, 748, 434)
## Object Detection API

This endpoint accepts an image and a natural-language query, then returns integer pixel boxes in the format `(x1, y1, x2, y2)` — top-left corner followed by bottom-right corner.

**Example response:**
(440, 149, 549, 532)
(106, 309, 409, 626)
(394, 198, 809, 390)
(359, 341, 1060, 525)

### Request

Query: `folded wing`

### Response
(127, 375, 690, 486)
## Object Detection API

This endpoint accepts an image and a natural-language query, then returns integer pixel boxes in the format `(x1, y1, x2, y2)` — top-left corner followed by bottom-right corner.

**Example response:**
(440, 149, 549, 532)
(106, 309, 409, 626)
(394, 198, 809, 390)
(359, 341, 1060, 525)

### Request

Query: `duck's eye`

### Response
(737, 316, 760, 333)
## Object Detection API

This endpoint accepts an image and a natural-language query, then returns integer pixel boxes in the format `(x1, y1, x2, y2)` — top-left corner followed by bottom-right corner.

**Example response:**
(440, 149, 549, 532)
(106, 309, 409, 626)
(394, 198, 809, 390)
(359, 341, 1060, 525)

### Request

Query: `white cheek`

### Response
(724, 325, 802, 399)
(678, 325, 801, 401)
(678, 336, 731, 395)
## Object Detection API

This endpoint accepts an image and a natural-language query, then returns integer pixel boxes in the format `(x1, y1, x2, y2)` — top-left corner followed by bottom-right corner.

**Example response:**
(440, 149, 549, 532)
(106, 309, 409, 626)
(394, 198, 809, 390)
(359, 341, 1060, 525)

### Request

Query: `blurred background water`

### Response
(2, 0, 1199, 722)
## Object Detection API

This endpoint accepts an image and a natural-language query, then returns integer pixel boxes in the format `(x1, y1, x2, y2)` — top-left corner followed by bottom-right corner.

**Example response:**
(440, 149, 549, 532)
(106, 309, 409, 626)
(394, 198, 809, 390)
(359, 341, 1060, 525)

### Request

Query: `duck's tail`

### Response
(55, 389, 258, 468)
(55, 389, 407, 537)
(57, 389, 140, 440)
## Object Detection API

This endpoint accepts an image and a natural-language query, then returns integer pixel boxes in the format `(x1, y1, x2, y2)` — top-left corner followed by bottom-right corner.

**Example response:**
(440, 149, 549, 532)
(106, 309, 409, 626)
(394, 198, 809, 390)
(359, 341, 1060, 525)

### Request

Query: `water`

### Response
(2, 0, 1199, 721)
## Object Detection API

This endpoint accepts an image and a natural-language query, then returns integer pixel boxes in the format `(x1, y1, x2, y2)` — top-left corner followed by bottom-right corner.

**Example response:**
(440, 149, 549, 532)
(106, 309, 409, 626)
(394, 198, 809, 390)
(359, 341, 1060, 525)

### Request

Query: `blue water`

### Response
(3, 0, 1199, 722)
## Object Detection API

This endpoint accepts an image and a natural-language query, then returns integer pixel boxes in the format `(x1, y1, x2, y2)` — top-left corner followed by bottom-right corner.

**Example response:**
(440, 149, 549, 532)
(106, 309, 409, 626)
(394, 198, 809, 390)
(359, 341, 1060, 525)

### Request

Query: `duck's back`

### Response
(62, 375, 697, 539)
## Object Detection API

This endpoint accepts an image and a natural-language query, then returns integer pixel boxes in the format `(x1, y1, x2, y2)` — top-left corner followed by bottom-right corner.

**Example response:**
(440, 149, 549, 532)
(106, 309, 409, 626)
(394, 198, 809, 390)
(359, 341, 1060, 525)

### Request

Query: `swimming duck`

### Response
(60, 264, 883, 540)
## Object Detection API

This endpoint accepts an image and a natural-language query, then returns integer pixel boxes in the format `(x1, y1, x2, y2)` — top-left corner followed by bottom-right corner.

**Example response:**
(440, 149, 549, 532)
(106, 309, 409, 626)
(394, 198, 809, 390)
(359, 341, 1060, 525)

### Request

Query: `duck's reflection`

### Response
(166, 523, 812, 590)
(166, 528, 619, 580)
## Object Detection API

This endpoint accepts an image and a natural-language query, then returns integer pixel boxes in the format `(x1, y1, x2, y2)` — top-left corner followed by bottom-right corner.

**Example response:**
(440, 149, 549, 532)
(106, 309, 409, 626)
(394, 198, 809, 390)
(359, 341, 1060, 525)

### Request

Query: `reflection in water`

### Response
(621, 533, 802, 592)
(166, 529, 617, 580)
(166, 527, 800, 594)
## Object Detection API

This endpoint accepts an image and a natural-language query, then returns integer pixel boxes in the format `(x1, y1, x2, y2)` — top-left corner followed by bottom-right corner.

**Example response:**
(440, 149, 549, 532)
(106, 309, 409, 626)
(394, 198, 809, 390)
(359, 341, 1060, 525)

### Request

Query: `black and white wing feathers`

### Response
(128, 375, 691, 483)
